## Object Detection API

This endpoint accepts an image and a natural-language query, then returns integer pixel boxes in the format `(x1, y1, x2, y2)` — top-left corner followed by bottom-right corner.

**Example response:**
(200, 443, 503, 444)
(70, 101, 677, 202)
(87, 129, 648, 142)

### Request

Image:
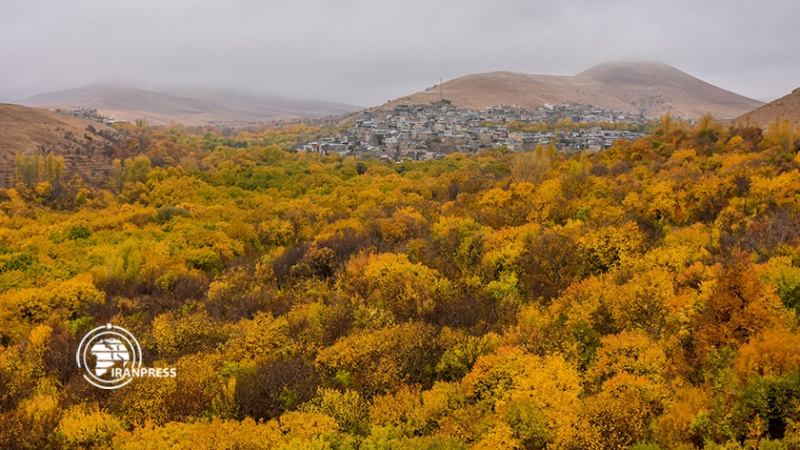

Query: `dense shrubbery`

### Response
(0, 117, 799, 448)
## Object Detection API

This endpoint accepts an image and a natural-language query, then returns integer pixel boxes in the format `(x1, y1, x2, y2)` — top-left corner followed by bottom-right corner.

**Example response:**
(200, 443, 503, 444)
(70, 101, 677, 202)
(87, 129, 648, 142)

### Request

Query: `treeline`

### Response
(0, 115, 799, 449)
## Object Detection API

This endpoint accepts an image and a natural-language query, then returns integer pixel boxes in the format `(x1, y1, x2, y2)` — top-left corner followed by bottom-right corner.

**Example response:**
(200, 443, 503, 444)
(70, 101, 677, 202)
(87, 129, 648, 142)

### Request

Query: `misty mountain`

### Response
(164, 88, 363, 121)
(17, 85, 362, 126)
(382, 62, 763, 119)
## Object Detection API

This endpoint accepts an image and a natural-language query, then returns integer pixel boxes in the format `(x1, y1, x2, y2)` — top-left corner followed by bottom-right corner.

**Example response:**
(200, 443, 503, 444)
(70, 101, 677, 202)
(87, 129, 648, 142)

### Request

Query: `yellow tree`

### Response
(460, 347, 582, 449)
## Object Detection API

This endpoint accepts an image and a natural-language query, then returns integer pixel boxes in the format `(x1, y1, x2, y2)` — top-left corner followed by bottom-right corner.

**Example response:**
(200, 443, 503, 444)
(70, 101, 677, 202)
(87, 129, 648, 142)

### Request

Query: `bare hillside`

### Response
(0, 103, 120, 187)
(384, 62, 763, 119)
(740, 87, 800, 126)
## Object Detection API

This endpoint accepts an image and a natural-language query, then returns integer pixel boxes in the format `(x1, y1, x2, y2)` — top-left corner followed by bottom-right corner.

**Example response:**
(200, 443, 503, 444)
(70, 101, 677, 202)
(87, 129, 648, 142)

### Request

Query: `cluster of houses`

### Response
(300, 102, 647, 161)
(54, 108, 125, 126)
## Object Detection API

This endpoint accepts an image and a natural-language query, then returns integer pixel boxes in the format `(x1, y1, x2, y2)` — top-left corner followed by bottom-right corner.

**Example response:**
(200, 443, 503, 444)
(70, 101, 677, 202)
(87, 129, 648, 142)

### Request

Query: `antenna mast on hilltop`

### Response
(439, 77, 443, 102)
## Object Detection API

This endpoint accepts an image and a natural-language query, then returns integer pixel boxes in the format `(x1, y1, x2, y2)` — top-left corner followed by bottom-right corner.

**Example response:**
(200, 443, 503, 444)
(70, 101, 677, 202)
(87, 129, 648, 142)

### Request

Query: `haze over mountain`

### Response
(383, 62, 763, 119)
(0, 103, 120, 186)
(17, 85, 362, 126)
(740, 87, 800, 126)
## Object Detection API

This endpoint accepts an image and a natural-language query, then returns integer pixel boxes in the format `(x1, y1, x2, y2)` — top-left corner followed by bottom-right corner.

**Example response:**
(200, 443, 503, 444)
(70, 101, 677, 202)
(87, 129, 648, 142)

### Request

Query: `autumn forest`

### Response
(2, 115, 800, 449)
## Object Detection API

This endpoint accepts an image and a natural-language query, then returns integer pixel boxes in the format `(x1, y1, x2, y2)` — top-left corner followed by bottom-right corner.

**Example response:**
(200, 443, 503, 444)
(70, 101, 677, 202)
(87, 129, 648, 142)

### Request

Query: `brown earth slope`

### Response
(383, 62, 763, 119)
(740, 87, 800, 126)
(0, 103, 120, 187)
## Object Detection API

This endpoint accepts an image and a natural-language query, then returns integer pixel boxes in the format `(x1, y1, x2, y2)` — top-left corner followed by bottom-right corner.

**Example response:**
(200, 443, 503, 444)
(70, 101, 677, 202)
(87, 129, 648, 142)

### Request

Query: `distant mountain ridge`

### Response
(165, 88, 363, 121)
(18, 85, 362, 126)
(15, 62, 765, 125)
(383, 62, 763, 119)
(740, 87, 800, 126)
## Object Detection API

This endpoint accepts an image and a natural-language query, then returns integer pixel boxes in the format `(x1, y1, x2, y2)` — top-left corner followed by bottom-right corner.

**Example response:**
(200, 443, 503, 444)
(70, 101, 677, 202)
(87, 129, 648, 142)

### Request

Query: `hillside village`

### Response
(300, 101, 648, 161)
(54, 107, 128, 126)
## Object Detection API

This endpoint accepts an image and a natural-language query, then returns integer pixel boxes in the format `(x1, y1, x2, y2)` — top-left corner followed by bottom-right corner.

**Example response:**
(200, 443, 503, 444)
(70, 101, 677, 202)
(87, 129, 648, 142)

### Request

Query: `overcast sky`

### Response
(1, 0, 797, 107)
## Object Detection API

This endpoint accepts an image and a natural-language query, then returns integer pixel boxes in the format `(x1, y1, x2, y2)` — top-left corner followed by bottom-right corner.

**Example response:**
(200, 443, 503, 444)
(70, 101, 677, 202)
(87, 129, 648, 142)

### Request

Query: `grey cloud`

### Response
(1, 0, 797, 105)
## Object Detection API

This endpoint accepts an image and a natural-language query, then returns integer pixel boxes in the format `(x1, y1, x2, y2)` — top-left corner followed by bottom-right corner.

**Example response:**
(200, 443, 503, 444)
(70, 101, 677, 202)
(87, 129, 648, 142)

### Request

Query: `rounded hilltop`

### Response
(384, 61, 763, 119)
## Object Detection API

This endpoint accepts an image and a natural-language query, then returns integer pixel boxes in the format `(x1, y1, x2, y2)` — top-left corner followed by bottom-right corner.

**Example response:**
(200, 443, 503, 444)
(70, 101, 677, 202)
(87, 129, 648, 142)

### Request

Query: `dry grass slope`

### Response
(0, 103, 120, 187)
(382, 62, 763, 119)
(740, 88, 800, 126)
